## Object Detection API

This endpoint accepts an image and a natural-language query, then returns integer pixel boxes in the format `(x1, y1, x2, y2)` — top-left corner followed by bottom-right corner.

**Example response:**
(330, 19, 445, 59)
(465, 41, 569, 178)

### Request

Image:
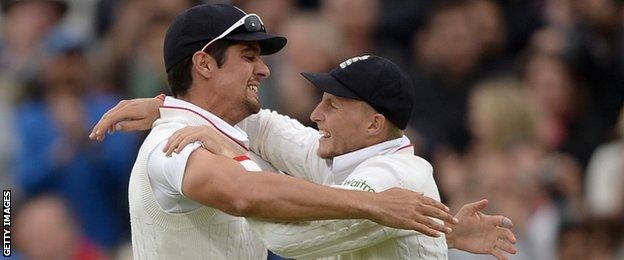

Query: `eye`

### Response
(243, 55, 256, 62)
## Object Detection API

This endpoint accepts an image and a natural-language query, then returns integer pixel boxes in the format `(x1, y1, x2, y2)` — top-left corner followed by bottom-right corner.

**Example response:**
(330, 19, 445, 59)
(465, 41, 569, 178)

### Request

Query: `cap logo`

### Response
(339, 55, 370, 69)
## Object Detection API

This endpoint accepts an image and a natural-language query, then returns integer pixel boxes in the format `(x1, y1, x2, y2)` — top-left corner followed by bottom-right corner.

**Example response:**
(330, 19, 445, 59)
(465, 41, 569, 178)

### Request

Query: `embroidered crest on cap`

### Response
(339, 55, 370, 68)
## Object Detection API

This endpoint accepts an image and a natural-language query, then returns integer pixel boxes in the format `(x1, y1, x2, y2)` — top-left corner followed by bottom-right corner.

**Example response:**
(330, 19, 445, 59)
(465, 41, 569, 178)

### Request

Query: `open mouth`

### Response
(318, 129, 331, 139)
(248, 84, 259, 94)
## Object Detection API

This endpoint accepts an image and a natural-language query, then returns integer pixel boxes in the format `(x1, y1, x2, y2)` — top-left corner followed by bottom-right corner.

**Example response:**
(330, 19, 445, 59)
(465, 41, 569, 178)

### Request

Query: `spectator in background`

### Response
(13, 194, 107, 260)
(91, 0, 200, 94)
(321, 0, 379, 60)
(466, 0, 508, 72)
(124, 15, 171, 98)
(585, 105, 624, 219)
(269, 12, 341, 125)
(0, 0, 67, 79)
(439, 79, 585, 260)
(408, 0, 483, 158)
(0, 0, 68, 186)
(13, 42, 138, 251)
(522, 51, 606, 166)
(556, 219, 623, 260)
(566, 0, 624, 129)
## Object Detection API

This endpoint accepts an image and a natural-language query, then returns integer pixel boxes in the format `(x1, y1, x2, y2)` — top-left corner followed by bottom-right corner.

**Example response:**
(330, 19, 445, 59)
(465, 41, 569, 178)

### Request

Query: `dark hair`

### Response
(167, 40, 238, 97)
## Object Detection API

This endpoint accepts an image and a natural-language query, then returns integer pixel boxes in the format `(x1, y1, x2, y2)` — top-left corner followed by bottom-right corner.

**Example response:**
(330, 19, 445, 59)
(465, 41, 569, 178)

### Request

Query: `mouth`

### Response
(247, 83, 259, 94)
(318, 129, 332, 140)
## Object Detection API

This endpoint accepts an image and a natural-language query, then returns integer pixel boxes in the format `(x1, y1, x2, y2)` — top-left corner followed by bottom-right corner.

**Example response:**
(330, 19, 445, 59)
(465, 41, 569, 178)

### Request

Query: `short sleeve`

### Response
(147, 140, 203, 212)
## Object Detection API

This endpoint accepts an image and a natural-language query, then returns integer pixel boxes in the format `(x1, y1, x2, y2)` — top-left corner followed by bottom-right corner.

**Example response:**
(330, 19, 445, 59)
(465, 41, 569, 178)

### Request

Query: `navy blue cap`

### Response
(163, 4, 286, 72)
(302, 55, 414, 129)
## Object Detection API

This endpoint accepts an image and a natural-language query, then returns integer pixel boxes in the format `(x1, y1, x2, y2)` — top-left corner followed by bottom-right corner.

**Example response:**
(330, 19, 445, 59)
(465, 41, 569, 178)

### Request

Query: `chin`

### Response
(316, 146, 336, 159)
(244, 100, 261, 114)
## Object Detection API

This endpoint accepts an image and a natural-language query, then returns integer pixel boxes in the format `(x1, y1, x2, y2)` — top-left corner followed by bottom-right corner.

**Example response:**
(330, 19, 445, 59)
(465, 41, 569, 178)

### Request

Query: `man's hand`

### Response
(164, 125, 245, 158)
(372, 188, 458, 237)
(446, 199, 517, 260)
(89, 97, 163, 141)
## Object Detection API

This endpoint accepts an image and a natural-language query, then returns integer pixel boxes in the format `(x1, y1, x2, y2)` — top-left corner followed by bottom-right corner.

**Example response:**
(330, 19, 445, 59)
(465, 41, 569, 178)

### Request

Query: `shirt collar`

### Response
(331, 135, 413, 175)
(160, 96, 249, 149)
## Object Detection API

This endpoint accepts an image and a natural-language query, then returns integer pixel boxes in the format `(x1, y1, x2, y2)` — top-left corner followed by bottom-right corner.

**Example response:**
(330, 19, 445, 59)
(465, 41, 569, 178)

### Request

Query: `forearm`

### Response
(248, 217, 391, 258)
(234, 171, 379, 222)
(241, 110, 326, 182)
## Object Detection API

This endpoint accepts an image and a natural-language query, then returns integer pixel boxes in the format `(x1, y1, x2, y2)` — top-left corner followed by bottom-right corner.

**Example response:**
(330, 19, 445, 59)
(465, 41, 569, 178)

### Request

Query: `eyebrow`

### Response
(241, 45, 261, 54)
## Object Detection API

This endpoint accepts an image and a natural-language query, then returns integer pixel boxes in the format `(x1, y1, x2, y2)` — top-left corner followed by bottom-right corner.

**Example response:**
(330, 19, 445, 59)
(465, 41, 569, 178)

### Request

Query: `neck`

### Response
(178, 93, 248, 126)
(348, 134, 403, 155)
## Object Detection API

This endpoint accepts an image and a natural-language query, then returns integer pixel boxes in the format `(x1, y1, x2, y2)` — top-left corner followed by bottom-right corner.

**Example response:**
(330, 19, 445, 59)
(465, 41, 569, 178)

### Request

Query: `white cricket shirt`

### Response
(238, 109, 448, 259)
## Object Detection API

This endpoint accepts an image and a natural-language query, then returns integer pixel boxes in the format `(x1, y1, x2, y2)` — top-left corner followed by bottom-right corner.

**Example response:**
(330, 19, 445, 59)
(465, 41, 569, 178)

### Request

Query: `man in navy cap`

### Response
(91, 3, 459, 259)
(164, 55, 517, 259)
(91, 54, 517, 259)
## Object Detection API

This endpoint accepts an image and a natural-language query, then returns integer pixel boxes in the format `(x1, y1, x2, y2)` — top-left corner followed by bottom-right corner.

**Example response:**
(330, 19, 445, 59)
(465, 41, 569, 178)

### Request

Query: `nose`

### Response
(310, 103, 323, 123)
(255, 57, 270, 79)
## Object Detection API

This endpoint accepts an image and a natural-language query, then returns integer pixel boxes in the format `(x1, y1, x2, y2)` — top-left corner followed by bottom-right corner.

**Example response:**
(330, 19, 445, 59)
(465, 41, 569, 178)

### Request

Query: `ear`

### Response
(192, 51, 216, 79)
(366, 113, 386, 136)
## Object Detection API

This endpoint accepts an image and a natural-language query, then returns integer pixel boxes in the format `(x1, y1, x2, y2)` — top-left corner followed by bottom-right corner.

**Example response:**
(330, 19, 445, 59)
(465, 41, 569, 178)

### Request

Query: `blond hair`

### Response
(470, 78, 538, 150)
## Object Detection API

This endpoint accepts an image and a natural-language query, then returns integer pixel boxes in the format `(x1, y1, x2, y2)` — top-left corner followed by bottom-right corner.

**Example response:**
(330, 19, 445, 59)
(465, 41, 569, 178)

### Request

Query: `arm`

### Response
(238, 110, 329, 182)
(87, 96, 327, 182)
(245, 156, 450, 258)
(89, 96, 163, 141)
(182, 148, 454, 234)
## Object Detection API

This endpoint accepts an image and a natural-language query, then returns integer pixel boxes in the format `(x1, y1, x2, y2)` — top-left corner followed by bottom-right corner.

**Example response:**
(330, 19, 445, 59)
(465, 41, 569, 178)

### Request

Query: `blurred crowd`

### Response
(1, 0, 623, 259)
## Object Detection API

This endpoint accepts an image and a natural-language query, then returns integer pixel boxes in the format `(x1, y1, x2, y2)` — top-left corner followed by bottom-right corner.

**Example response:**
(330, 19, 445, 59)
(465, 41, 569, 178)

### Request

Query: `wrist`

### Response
(445, 223, 456, 248)
(353, 191, 383, 221)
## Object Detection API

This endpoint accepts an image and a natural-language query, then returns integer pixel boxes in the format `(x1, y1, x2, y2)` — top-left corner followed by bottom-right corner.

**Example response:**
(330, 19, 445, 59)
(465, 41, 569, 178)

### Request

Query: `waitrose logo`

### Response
(342, 179, 375, 192)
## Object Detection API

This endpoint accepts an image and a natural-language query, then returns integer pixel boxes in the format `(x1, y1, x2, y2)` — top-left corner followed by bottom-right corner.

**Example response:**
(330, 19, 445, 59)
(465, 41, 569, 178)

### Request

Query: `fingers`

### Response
(164, 127, 202, 156)
(502, 217, 513, 229)
(115, 119, 151, 132)
(495, 237, 517, 254)
(485, 214, 514, 230)
(492, 248, 508, 260)
(164, 131, 185, 156)
(459, 199, 489, 216)
(419, 194, 451, 212)
(414, 214, 452, 235)
(499, 227, 517, 244)
(89, 101, 128, 141)
(419, 201, 458, 225)
(177, 136, 198, 154)
(409, 222, 442, 237)
(163, 132, 182, 157)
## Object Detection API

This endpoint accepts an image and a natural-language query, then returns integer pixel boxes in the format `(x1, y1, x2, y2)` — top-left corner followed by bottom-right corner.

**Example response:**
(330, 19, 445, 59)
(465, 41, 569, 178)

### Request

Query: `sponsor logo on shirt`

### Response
(342, 179, 375, 192)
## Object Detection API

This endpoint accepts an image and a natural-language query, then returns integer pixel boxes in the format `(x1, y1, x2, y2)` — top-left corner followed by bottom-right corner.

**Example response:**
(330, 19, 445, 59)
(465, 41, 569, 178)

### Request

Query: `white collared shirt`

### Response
(147, 97, 254, 213)
(239, 109, 448, 259)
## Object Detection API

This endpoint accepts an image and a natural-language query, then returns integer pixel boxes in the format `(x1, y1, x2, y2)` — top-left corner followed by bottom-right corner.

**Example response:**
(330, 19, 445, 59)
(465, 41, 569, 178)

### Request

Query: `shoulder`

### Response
(358, 154, 433, 176)
(350, 154, 437, 193)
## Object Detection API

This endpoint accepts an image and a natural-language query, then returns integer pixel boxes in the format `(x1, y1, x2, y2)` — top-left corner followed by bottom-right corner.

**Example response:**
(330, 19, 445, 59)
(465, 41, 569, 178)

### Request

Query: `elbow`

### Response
(222, 193, 254, 217)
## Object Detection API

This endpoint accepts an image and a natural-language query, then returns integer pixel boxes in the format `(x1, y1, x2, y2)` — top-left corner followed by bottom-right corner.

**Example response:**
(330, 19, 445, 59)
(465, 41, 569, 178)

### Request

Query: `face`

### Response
(310, 93, 374, 159)
(210, 42, 270, 116)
